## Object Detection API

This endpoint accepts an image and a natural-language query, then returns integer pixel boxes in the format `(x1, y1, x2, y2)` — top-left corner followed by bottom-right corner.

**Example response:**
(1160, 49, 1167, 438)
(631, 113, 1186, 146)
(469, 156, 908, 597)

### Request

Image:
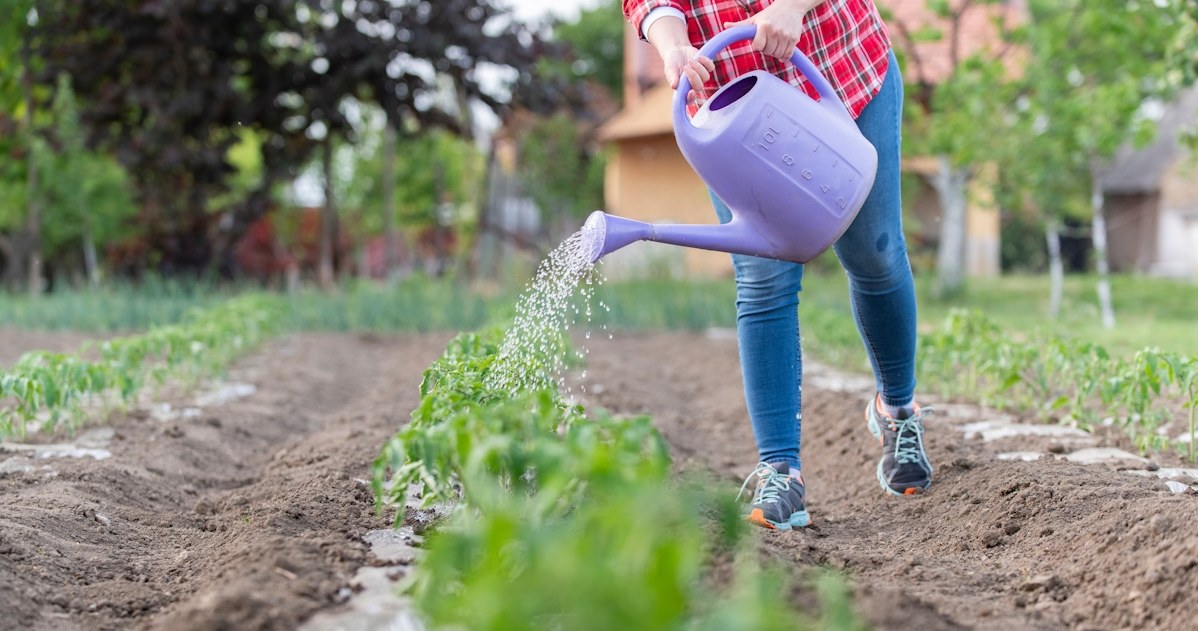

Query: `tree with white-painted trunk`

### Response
(886, 0, 1019, 297)
(996, 0, 1197, 328)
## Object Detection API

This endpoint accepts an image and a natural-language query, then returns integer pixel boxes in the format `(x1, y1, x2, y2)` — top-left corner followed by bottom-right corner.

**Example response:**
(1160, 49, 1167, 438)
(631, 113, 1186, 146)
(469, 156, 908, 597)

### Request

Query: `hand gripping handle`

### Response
(672, 24, 841, 128)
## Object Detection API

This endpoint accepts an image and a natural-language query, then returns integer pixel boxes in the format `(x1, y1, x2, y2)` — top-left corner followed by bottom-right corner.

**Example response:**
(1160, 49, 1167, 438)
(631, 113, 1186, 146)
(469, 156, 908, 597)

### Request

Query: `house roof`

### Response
(1099, 85, 1198, 194)
(597, 81, 674, 142)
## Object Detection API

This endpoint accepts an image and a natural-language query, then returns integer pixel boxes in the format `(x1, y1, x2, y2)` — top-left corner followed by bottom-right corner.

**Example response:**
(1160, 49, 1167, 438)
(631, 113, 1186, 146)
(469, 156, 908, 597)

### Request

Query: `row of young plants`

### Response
(0, 295, 280, 440)
(918, 310, 1198, 461)
(372, 326, 864, 631)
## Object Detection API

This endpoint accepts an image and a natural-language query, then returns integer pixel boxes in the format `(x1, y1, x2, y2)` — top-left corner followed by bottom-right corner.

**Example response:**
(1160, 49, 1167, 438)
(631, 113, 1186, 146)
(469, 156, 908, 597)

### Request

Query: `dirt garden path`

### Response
(0, 331, 450, 630)
(581, 331, 1198, 631)
(2, 329, 1196, 630)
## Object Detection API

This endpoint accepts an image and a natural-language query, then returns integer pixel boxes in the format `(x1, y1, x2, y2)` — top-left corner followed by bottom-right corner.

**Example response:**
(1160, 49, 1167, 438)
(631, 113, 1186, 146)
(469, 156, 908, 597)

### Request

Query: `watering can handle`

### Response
(673, 24, 841, 125)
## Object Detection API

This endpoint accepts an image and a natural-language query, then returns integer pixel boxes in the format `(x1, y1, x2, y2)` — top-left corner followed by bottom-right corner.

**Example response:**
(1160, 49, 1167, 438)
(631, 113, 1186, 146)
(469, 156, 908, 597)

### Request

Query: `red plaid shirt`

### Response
(623, 0, 892, 118)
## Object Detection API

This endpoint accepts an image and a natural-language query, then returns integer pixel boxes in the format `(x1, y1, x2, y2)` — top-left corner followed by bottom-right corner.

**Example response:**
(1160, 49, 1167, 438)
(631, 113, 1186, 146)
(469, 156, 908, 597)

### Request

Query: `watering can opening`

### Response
(708, 75, 758, 112)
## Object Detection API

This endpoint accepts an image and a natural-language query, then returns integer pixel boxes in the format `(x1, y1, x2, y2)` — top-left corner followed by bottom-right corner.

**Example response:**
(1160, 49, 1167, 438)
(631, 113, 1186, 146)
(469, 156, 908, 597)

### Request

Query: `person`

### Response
(621, 0, 932, 530)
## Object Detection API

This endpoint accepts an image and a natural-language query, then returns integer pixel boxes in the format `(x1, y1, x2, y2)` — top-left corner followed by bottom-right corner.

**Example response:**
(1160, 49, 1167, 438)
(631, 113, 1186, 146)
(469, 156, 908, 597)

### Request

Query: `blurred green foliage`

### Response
(340, 126, 485, 233)
(5, 272, 1198, 362)
(542, 0, 625, 101)
(994, 0, 1198, 225)
(34, 77, 139, 261)
(518, 113, 608, 222)
(374, 325, 866, 631)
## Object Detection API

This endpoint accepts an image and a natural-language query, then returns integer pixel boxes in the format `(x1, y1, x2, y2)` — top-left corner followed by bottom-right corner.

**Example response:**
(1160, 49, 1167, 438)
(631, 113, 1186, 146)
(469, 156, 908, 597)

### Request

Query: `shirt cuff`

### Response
(642, 7, 686, 40)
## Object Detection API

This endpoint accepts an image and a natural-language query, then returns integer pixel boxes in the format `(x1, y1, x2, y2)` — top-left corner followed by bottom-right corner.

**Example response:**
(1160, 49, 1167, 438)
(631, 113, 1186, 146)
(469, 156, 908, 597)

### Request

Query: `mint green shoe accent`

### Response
(867, 400, 934, 496)
(737, 462, 810, 531)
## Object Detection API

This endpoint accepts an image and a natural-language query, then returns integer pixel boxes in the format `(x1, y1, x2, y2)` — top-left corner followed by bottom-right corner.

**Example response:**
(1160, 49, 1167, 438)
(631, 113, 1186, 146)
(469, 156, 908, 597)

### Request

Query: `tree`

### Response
(0, 0, 41, 293)
(342, 123, 484, 230)
(35, 76, 139, 286)
(1, 3, 138, 292)
(540, 0, 625, 102)
(517, 112, 608, 230)
(997, 0, 1198, 326)
(32, 0, 554, 276)
(885, 0, 1020, 297)
(482, 0, 620, 253)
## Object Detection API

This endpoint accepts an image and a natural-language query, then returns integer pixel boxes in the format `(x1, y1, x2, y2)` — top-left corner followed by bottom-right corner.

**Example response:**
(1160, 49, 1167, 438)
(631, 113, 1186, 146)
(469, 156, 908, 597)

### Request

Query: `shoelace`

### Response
(890, 413, 929, 465)
(735, 462, 790, 505)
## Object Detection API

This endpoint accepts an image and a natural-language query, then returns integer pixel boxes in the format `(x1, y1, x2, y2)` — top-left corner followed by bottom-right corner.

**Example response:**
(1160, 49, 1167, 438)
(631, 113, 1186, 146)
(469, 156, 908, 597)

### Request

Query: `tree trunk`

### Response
(381, 125, 398, 280)
(1045, 219, 1064, 319)
(931, 156, 970, 297)
(1091, 178, 1116, 329)
(23, 49, 42, 297)
(82, 215, 100, 288)
(318, 136, 337, 288)
(468, 144, 499, 281)
(0, 234, 18, 291)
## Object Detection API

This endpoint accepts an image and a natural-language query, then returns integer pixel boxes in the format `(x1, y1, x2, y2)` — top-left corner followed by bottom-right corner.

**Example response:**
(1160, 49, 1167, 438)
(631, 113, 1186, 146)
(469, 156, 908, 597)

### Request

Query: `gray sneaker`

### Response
(737, 462, 810, 531)
(866, 398, 933, 496)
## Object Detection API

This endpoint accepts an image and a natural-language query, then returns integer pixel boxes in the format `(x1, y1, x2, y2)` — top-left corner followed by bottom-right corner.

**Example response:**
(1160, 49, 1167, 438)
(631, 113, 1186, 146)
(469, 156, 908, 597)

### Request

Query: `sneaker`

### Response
(866, 397, 933, 496)
(736, 462, 810, 531)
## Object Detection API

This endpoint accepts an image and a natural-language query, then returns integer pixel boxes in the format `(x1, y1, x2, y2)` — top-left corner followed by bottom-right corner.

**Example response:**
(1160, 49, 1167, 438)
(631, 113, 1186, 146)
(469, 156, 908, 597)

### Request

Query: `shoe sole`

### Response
(748, 508, 811, 531)
(867, 404, 931, 497)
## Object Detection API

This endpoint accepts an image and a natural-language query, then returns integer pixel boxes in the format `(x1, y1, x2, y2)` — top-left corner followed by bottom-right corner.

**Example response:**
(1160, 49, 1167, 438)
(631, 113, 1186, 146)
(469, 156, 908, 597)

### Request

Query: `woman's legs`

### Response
(714, 50, 914, 471)
(832, 51, 917, 410)
(712, 195, 805, 470)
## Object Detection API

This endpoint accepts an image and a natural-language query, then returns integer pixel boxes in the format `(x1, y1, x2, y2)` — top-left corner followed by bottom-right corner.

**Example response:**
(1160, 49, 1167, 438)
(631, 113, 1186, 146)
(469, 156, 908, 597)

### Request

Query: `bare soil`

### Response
(0, 331, 450, 630)
(0, 328, 100, 367)
(2, 329, 1196, 630)
(581, 332, 1198, 631)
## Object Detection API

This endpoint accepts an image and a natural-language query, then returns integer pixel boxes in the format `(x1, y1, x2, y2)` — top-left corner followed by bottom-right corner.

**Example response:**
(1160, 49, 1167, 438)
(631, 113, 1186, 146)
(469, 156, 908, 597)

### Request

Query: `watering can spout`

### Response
(582, 210, 771, 263)
(581, 211, 652, 263)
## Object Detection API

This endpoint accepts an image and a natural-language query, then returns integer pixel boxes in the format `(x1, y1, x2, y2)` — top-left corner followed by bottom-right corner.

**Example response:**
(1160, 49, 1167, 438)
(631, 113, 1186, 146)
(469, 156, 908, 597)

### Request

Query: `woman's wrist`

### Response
(646, 15, 690, 55)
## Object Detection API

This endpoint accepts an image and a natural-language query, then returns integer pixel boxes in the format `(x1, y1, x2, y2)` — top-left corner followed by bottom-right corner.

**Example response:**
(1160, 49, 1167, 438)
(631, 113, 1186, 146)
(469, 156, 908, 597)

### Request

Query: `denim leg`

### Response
(712, 194, 804, 469)
(832, 51, 918, 407)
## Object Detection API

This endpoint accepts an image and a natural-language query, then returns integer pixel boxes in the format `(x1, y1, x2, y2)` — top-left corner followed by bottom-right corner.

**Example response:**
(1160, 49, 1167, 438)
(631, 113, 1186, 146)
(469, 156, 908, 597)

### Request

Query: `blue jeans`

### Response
(712, 51, 915, 470)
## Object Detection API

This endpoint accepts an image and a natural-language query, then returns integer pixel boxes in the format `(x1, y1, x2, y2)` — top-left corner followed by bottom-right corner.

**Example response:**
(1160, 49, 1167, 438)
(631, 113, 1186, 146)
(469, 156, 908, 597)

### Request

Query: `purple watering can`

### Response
(582, 25, 878, 264)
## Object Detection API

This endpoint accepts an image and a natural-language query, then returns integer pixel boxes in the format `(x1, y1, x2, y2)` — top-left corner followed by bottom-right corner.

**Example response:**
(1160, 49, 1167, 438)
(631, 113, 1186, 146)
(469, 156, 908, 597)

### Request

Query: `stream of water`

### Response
(485, 230, 610, 397)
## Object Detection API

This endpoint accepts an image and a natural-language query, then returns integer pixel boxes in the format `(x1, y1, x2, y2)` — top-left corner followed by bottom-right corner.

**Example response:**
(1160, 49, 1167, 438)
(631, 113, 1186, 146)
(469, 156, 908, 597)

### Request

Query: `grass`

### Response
(3, 271, 1194, 361)
(797, 271, 1198, 359)
(590, 270, 1198, 370)
(0, 279, 233, 331)
(0, 276, 517, 334)
(923, 274, 1198, 358)
(282, 279, 513, 332)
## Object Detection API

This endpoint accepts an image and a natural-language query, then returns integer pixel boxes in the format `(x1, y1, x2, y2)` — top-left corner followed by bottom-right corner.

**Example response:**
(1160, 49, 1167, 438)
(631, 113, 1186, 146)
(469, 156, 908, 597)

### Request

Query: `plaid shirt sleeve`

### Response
(622, 0, 892, 119)
(624, 1, 687, 40)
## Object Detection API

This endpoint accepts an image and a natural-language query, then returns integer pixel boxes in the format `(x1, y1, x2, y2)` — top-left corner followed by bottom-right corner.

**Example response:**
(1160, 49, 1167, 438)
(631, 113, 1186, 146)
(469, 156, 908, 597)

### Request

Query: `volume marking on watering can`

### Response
(743, 107, 864, 220)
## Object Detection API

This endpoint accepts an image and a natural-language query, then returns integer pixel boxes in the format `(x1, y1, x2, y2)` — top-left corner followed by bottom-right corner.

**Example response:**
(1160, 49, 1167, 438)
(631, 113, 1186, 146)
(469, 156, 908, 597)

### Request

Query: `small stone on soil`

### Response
(1020, 574, 1062, 592)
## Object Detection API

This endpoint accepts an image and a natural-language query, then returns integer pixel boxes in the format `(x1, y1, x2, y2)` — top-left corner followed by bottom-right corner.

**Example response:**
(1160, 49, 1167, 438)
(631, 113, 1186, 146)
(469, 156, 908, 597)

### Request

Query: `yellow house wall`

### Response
(1155, 148, 1198, 278)
(966, 165, 1000, 278)
(604, 134, 733, 278)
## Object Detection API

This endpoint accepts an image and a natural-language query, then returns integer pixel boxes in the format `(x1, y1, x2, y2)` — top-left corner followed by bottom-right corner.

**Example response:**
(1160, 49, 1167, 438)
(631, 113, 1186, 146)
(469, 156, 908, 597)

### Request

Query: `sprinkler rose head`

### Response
(579, 211, 655, 263)
(581, 211, 607, 263)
